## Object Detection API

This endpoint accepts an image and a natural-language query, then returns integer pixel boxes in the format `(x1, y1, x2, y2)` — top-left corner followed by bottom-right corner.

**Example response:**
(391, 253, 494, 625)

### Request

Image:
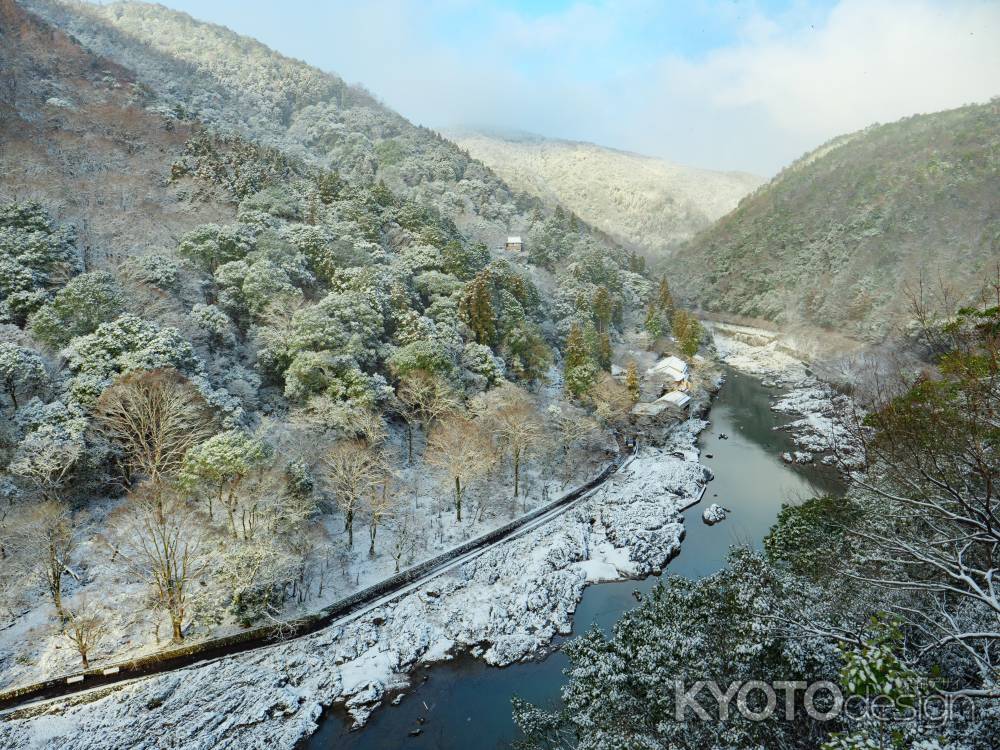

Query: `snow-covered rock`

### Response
(0, 442, 709, 750)
(702, 504, 727, 525)
(712, 327, 862, 471)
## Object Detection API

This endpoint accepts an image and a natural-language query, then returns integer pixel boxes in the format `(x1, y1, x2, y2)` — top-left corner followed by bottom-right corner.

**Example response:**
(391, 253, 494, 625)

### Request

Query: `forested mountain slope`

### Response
(0, 0, 231, 258)
(1, 0, 659, 688)
(20, 0, 538, 241)
(671, 102, 1000, 341)
(450, 129, 762, 258)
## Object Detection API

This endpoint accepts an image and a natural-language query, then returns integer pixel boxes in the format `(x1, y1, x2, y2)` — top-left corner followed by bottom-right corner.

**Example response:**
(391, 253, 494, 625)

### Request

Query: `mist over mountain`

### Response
(19, 0, 546, 244)
(449, 129, 762, 259)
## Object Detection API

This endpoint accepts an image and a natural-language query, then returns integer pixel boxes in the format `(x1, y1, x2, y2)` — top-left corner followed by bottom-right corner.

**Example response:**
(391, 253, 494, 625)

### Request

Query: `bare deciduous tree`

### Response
(94, 369, 217, 486)
(61, 597, 109, 669)
(323, 439, 385, 548)
(107, 484, 206, 643)
(397, 370, 461, 462)
(589, 372, 634, 430)
(367, 472, 397, 557)
(473, 383, 544, 499)
(10, 499, 78, 617)
(426, 414, 494, 522)
(389, 507, 417, 574)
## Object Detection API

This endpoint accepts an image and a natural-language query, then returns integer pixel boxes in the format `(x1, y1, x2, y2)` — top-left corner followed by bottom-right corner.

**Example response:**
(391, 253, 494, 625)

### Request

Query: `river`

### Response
(303, 366, 842, 749)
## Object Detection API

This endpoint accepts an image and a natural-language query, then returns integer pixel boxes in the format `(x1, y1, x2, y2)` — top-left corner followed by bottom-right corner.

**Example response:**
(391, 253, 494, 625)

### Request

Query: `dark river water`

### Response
(303, 367, 842, 750)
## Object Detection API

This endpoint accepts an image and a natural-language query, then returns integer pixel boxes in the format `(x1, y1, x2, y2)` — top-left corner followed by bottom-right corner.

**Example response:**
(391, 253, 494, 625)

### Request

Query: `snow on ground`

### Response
(0, 434, 711, 750)
(0, 423, 606, 692)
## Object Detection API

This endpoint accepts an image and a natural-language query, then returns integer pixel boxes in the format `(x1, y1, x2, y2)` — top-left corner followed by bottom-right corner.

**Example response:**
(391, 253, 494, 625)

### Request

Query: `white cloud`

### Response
(150, 0, 1000, 175)
(350, 0, 1000, 174)
(665, 0, 1000, 140)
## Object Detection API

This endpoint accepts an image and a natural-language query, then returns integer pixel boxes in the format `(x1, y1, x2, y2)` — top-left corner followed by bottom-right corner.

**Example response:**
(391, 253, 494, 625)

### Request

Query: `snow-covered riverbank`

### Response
(0, 430, 711, 750)
(710, 323, 860, 470)
(2, 329, 852, 750)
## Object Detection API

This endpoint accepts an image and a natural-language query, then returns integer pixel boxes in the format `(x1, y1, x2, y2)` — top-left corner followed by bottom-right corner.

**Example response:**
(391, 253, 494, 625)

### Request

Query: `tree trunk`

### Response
(454, 476, 463, 522)
(48, 551, 64, 618)
(51, 581, 63, 617)
(346, 509, 354, 548)
(513, 448, 520, 498)
(407, 423, 413, 464)
(171, 616, 183, 642)
(80, 651, 89, 670)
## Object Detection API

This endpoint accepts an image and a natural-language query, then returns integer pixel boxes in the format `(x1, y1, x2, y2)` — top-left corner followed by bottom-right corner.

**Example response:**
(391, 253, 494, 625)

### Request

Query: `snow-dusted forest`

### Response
(2, 1, 1000, 749)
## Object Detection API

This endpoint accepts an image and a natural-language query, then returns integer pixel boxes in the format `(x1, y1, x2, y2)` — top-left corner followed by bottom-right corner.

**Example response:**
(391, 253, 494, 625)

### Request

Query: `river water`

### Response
(303, 367, 842, 749)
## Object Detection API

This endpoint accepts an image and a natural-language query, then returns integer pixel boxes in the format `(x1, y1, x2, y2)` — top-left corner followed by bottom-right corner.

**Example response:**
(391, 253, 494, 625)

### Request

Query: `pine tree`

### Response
(643, 304, 662, 340)
(596, 332, 612, 371)
(460, 272, 496, 345)
(657, 276, 675, 318)
(672, 309, 703, 357)
(563, 324, 597, 398)
(593, 286, 613, 333)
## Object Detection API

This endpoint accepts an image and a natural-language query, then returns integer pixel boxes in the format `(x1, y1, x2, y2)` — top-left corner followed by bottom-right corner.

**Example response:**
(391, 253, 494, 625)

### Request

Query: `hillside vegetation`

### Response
(21, 0, 539, 242)
(450, 130, 761, 258)
(672, 102, 1000, 341)
(0, 0, 665, 687)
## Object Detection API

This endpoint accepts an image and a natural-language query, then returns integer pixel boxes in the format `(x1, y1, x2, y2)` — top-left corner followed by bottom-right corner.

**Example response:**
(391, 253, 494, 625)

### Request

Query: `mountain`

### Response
(671, 102, 1000, 343)
(19, 0, 541, 245)
(448, 129, 762, 257)
(2, 0, 657, 697)
(0, 0, 232, 260)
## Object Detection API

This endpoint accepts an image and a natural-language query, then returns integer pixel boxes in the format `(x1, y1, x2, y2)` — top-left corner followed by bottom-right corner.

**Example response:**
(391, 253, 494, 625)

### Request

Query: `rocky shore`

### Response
(0, 438, 711, 750)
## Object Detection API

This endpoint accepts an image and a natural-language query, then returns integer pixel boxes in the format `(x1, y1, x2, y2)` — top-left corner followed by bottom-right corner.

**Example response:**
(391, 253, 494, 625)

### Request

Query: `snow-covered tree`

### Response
(180, 430, 271, 535)
(323, 438, 385, 548)
(8, 420, 86, 502)
(0, 342, 48, 412)
(472, 383, 544, 499)
(108, 485, 206, 643)
(178, 223, 253, 272)
(61, 598, 110, 669)
(9, 500, 78, 617)
(28, 271, 125, 348)
(94, 369, 218, 486)
(426, 413, 494, 521)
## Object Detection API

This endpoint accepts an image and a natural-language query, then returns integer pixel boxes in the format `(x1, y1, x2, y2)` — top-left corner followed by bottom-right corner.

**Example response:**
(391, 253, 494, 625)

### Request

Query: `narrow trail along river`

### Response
(304, 366, 843, 749)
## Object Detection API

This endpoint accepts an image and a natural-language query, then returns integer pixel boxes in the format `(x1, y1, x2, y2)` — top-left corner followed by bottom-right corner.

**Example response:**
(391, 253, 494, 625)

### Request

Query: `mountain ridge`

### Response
(448, 128, 763, 258)
(671, 101, 1000, 343)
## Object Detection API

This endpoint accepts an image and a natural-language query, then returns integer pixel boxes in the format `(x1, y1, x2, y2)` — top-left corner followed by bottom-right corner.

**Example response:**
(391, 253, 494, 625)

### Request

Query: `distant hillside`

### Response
(449, 130, 762, 257)
(672, 102, 1000, 342)
(20, 0, 538, 243)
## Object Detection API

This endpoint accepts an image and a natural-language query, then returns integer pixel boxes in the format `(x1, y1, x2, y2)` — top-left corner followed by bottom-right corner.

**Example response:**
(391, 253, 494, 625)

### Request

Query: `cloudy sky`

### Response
(101, 0, 1000, 176)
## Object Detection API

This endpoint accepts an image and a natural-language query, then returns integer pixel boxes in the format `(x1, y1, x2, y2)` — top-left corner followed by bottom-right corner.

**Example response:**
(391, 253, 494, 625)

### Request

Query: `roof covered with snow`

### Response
(506, 236, 522, 244)
(647, 355, 689, 381)
(657, 390, 692, 408)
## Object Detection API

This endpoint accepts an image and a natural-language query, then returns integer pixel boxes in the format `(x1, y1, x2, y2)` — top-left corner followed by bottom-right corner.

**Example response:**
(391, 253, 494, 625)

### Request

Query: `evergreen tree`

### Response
(459, 272, 496, 345)
(672, 309, 703, 357)
(563, 324, 597, 398)
(596, 332, 612, 371)
(643, 304, 662, 340)
(656, 276, 675, 317)
(593, 286, 613, 333)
